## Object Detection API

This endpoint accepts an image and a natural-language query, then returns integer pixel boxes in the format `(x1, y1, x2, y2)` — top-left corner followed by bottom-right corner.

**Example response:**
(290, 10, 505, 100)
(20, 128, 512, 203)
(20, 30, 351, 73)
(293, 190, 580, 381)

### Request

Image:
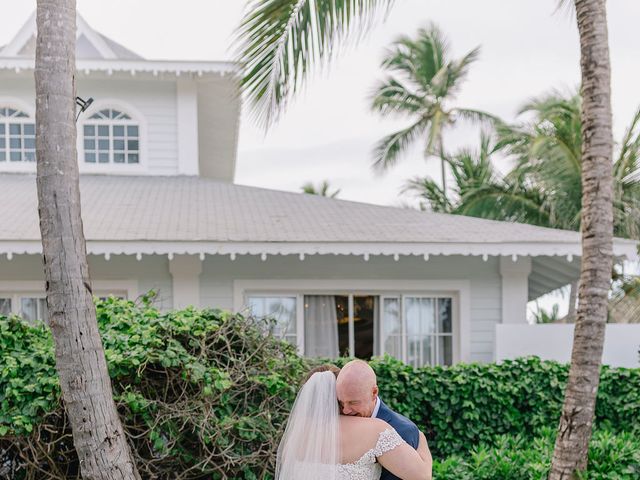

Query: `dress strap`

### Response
(372, 428, 405, 457)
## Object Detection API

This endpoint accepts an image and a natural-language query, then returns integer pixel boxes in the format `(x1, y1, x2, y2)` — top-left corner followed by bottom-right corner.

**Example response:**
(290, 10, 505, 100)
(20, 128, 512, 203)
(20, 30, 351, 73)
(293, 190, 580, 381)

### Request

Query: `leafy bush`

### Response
(432, 427, 640, 480)
(1, 296, 639, 478)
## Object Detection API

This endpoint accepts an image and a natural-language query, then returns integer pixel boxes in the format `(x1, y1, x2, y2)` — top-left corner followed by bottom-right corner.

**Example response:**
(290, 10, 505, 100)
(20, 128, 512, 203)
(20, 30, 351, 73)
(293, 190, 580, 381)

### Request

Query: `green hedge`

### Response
(1, 296, 639, 478)
(433, 427, 640, 480)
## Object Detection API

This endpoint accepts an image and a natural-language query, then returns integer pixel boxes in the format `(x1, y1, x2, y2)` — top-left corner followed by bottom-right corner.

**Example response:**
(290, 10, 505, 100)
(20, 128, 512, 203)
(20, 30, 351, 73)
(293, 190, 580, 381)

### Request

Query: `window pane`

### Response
(24, 151, 36, 161)
(437, 336, 453, 366)
(0, 298, 11, 316)
(127, 153, 139, 164)
(84, 125, 95, 136)
(9, 137, 21, 149)
(0, 124, 4, 133)
(127, 125, 138, 136)
(10, 151, 21, 161)
(98, 139, 109, 150)
(114, 153, 125, 163)
(84, 139, 95, 150)
(98, 125, 109, 136)
(20, 297, 47, 323)
(0, 152, 5, 161)
(438, 298, 452, 333)
(113, 125, 125, 136)
(113, 139, 125, 151)
(9, 124, 20, 134)
(0, 138, 5, 148)
(248, 296, 297, 345)
(127, 140, 138, 151)
(85, 152, 96, 163)
(405, 297, 434, 336)
(24, 138, 35, 149)
(24, 124, 35, 135)
(382, 297, 402, 359)
(98, 153, 109, 163)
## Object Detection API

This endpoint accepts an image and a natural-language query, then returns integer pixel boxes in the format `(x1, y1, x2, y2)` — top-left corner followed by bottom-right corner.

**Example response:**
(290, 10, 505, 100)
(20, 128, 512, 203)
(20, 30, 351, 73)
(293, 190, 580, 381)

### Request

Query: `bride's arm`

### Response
(377, 440, 431, 480)
(417, 431, 433, 478)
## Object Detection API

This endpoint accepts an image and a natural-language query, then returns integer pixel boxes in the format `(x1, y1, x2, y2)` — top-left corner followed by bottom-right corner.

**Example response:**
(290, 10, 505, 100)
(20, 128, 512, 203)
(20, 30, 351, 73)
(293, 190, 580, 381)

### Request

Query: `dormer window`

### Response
(82, 108, 139, 164)
(0, 107, 36, 162)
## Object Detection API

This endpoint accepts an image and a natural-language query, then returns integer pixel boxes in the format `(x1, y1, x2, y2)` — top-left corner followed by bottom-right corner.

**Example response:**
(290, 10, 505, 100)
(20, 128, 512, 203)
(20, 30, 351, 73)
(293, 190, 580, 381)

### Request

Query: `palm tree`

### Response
(35, 1, 140, 478)
(549, 0, 614, 476)
(301, 180, 341, 197)
(370, 24, 495, 195)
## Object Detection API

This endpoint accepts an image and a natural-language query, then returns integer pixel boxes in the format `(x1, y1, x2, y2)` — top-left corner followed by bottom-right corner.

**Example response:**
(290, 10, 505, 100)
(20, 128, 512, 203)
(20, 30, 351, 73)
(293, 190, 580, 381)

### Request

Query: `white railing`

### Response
(495, 324, 640, 368)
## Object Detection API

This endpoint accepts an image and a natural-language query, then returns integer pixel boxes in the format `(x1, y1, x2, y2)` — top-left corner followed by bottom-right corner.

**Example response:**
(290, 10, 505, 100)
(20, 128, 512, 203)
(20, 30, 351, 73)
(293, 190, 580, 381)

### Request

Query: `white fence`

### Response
(495, 324, 640, 368)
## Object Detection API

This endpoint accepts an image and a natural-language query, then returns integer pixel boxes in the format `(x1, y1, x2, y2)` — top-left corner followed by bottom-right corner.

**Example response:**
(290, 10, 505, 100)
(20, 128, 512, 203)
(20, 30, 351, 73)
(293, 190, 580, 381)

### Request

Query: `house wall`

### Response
(0, 254, 173, 311)
(0, 253, 503, 363)
(199, 254, 502, 363)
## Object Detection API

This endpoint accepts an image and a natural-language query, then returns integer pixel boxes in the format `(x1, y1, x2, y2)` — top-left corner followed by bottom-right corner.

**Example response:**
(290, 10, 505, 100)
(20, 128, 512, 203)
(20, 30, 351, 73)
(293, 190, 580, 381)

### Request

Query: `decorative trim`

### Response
(0, 240, 637, 261)
(0, 58, 237, 77)
(0, 279, 138, 300)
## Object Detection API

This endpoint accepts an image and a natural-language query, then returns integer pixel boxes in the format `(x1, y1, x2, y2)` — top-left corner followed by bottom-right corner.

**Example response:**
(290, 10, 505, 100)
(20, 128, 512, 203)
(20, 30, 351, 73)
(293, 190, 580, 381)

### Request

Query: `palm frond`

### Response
(370, 76, 423, 116)
(403, 175, 452, 212)
(372, 119, 426, 171)
(235, 0, 394, 127)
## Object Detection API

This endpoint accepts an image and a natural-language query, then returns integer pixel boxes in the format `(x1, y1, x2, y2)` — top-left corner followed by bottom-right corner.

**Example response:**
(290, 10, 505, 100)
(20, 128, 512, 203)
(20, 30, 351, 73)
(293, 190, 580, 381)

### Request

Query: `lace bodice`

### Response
(337, 428, 405, 480)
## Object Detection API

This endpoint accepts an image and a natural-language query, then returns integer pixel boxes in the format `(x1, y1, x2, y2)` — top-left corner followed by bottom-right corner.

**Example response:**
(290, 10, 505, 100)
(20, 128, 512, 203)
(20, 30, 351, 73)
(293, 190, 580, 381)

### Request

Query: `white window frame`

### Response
(0, 99, 36, 172)
(233, 279, 471, 364)
(77, 99, 148, 174)
(244, 293, 303, 351)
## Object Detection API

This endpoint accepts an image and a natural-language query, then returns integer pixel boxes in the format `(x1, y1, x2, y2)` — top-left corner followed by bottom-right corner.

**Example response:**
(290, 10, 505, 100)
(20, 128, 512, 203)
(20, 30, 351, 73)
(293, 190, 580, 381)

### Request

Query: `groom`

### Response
(336, 359, 428, 480)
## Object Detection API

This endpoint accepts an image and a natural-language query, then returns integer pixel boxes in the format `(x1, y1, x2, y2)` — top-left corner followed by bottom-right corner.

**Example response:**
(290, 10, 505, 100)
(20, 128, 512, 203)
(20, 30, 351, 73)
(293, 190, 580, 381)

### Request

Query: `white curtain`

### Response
(304, 295, 339, 358)
(372, 297, 380, 357)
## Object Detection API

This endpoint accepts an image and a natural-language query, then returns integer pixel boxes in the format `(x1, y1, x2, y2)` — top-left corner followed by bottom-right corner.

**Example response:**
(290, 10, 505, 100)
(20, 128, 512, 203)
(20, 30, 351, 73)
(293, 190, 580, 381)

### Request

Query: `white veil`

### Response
(275, 371, 340, 480)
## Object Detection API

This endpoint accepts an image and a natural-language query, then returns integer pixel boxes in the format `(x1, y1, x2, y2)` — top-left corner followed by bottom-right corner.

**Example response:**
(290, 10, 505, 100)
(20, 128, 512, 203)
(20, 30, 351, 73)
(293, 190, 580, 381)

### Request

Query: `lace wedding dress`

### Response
(337, 428, 404, 480)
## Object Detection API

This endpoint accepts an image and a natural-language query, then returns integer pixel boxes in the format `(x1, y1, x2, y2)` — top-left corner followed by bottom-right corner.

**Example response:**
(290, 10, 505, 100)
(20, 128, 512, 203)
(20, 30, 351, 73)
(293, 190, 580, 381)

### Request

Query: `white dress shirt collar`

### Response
(371, 396, 381, 418)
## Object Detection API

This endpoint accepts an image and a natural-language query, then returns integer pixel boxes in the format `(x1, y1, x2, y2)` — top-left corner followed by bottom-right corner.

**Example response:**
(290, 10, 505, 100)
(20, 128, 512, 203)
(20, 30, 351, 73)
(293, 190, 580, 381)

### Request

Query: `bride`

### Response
(275, 369, 432, 480)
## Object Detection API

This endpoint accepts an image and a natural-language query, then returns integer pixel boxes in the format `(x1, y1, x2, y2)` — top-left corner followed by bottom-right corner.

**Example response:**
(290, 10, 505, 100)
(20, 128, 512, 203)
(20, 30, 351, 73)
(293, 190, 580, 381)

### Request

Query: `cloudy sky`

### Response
(2, 0, 639, 207)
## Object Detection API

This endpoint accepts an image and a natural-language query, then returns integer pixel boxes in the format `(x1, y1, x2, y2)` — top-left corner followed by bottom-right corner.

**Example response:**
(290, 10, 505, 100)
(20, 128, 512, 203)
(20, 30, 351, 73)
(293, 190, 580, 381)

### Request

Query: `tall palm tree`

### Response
(301, 180, 341, 197)
(370, 24, 495, 194)
(35, 1, 140, 478)
(549, 0, 614, 476)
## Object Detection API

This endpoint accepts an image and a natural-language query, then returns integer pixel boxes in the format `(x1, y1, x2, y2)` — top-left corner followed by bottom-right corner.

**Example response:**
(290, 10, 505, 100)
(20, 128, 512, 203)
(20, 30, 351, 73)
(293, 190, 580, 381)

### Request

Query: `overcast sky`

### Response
(2, 0, 640, 207)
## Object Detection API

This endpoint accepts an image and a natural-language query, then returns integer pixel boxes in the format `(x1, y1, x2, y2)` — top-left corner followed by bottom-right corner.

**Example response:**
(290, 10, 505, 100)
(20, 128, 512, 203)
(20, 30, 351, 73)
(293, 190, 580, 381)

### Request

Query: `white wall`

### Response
(200, 254, 502, 363)
(0, 254, 173, 310)
(0, 73, 178, 175)
(495, 324, 640, 368)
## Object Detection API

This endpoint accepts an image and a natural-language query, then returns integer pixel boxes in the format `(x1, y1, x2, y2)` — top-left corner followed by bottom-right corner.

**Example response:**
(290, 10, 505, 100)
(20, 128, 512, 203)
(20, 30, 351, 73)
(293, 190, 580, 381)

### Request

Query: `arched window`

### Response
(82, 108, 140, 164)
(0, 107, 36, 162)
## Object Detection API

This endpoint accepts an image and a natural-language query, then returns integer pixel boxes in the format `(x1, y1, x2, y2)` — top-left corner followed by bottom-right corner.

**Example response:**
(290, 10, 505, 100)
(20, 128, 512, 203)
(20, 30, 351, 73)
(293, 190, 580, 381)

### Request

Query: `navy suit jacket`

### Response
(374, 399, 420, 480)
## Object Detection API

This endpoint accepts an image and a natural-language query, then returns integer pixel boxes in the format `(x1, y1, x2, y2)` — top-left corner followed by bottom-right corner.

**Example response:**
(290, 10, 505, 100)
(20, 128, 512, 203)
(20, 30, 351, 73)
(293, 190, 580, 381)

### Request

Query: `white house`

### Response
(0, 13, 638, 367)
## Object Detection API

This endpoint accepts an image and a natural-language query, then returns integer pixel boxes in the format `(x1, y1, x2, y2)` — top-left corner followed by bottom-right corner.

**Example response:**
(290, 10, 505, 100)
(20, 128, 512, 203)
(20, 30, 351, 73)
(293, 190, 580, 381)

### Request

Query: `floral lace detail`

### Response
(336, 428, 404, 480)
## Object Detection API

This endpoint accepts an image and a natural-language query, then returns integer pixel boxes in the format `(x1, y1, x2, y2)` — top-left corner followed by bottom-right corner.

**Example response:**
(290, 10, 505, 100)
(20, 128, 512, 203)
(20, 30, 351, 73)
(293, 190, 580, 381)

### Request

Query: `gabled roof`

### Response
(0, 11, 142, 60)
(0, 12, 235, 76)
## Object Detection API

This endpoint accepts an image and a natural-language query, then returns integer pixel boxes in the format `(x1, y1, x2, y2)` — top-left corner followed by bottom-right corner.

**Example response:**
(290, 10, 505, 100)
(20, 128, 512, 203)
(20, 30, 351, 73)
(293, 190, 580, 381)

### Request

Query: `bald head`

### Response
(336, 360, 378, 417)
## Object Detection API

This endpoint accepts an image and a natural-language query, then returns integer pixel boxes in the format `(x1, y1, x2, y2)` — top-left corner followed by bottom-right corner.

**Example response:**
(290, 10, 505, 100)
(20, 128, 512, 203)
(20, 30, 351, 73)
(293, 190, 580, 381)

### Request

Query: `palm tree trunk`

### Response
(35, 1, 140, 478)
(549, 0, 614, 478)
(438, 137, 447, 199)
(566, 280, 578, 322)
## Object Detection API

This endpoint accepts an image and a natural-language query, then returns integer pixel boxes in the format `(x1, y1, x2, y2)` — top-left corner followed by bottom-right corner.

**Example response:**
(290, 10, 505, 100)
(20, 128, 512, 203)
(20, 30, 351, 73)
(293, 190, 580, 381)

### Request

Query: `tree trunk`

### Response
(34, 1, 141, 478)
(549, 0, 613, 478)
(566, 280, 579, 323)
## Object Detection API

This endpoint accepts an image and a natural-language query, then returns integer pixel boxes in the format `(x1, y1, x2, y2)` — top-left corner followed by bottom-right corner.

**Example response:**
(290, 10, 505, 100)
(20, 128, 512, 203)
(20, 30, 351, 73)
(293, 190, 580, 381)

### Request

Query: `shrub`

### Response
(432, 427, 640, 480)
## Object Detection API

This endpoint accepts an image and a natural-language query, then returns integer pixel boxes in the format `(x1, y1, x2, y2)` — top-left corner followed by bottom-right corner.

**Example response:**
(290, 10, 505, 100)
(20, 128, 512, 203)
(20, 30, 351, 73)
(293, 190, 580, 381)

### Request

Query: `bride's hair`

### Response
(302, 364, 340, 385)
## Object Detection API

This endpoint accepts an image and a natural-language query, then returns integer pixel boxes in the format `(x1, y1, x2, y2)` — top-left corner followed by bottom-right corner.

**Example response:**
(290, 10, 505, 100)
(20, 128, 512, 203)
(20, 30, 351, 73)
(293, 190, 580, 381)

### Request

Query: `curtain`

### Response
(372, 297, 380, 357)
(304, 295, 339, 358)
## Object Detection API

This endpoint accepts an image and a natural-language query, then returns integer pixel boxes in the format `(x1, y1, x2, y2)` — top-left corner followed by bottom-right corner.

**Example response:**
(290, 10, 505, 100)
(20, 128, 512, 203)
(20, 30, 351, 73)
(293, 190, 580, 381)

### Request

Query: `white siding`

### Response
(0, 73, 179, 175)
(0, 254, 173, 311)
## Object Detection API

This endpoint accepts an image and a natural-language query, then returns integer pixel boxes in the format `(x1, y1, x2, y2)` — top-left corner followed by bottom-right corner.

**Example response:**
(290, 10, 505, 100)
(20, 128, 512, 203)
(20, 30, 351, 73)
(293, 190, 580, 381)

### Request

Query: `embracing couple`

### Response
(275, 360, 433, 480)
